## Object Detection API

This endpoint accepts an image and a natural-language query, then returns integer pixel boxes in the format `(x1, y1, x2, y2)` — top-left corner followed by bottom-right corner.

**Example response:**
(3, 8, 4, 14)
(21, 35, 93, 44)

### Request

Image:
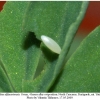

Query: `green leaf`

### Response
(0, 2, 41, 92)
(22, 1, 89, 92)
(0, 1, 89, 92)
(50, 26, 100, 92)
(0, 60, 14, 92)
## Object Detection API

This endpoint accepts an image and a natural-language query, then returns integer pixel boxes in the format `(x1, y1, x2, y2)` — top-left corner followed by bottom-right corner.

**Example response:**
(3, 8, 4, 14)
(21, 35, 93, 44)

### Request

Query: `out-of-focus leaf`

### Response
(50, 26, 100, 92)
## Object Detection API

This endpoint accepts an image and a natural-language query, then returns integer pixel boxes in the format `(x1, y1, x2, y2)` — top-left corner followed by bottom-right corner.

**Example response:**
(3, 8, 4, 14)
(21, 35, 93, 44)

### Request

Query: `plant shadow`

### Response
(41, 43, 59, 62)
(22, 31, 41, 50)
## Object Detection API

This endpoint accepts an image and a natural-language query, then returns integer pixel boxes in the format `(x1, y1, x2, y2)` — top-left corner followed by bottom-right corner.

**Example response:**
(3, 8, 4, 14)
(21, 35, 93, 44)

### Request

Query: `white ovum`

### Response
(41, 35, 61, 54)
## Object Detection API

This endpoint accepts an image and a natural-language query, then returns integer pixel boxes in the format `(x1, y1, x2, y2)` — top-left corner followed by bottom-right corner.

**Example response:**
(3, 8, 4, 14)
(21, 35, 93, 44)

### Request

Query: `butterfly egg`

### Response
(41, 35, 61, 54)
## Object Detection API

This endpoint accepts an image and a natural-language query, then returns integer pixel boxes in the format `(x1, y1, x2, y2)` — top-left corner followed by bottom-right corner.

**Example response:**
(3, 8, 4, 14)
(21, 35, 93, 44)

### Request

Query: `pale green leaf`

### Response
(51, 26, 100, 92)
